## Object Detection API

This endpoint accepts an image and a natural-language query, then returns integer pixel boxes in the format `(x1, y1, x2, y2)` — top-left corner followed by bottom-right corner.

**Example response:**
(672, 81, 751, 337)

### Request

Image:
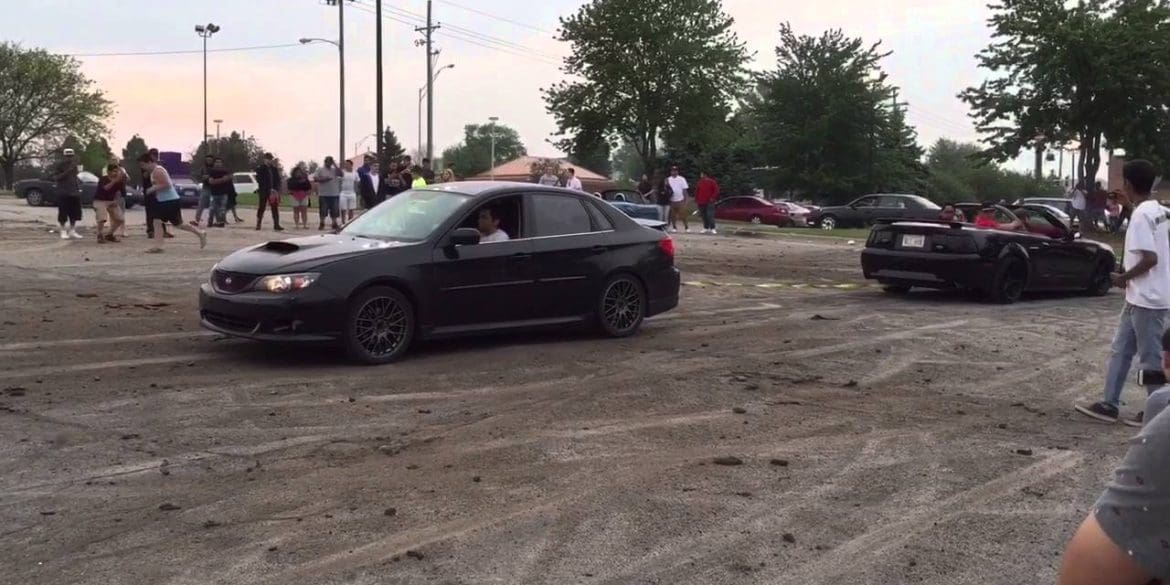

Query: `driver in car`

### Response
(478, 207, 510, 243)
(974, 206, 1023, 231)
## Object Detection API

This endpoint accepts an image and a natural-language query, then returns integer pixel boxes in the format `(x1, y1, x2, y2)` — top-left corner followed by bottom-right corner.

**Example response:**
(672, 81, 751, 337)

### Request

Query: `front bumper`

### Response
(861, 249, 994, 290)
(198, 283, 345, 342)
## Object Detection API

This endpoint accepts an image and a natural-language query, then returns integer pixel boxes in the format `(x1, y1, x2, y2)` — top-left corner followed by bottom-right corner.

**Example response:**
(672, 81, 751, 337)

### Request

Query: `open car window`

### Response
(853, 197, 879, 208)
(456, 195, 523, 242)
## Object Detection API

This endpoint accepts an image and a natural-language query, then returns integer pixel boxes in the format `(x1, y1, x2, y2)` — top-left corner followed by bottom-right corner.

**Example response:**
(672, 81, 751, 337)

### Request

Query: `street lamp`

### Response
(418, 63, 454, 157)
(354, 133, 377, 157)
(488, 116, 499, 180)
(300, 36, 346, 165)
(194, 23, 221, 153)
(212, 118, 223, 154)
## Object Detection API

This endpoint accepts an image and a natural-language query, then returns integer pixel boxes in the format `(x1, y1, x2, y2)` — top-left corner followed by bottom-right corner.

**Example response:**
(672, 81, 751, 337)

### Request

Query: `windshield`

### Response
(908, 195, 942, 211)
(342, 189, 470, 242)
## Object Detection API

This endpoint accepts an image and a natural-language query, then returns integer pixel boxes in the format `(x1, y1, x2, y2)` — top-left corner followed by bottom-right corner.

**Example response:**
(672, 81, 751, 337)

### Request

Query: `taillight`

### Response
(659, 236, 675, 259)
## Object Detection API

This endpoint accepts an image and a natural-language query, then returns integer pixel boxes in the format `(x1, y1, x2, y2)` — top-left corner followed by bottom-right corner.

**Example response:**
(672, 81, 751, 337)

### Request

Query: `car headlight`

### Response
(257, 273, 319, 293)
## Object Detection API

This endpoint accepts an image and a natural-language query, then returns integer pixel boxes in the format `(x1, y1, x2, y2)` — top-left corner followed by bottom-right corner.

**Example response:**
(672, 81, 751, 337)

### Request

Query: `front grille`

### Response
(202, 310, 258, 333)
(211, 270, 257, 294)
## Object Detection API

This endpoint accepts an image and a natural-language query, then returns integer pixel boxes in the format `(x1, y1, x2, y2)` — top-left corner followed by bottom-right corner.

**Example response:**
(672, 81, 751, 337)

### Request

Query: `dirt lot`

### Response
(0, 197, 1142, 584)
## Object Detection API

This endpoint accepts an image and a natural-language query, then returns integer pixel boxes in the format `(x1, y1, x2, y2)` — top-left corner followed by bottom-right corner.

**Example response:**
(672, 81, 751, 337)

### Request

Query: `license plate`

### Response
(901, 234, 925, 248)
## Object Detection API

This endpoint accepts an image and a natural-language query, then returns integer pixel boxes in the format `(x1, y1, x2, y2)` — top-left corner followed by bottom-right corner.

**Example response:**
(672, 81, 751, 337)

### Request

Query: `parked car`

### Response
(711, 196, 797, 226)
(776, 201, 812, 227)
(810, 194, 942, 230)
(171, 178, 203, 207)
(14, 171, 144, 208)
(1015, 197, 1074, 217)
(232, 172, 259, 195)
(599, 189, 660, 221)
(861, 204, 1115, 303)
(199, 182, 681, 364)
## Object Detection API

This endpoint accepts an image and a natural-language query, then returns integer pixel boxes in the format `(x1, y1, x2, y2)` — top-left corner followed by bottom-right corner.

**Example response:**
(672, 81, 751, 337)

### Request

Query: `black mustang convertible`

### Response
(861, 204, 1116, 303)
(200, 182, 681, 363)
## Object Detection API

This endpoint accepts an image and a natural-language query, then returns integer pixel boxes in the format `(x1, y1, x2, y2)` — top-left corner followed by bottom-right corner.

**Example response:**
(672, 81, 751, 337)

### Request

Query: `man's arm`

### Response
(1058, 514, 1152, 585)
(1115, 250, 1158, 287)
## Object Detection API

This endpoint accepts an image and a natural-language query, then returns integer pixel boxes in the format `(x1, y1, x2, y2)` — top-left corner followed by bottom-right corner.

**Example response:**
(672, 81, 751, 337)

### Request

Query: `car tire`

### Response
(820, 215, 837, 230)
(883, 285, 911, 294)
(1085, 259, 1113, 297)
(342, 286, 416, 365)
(988, 257, 1027, 304)
(749, 215, 762, 225)
(24, 189, 44, 207)
(597, 274, 646, 338)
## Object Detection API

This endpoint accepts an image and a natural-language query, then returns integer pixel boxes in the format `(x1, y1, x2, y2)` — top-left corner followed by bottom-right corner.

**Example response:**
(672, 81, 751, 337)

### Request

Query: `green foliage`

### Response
(190, 131, 269, 178)
(960, 0, 1170, 182)
(754, 25, 924, 203)
(0, 43, 112, 188)
(610, 141, 644, 182)
(544, 0, 750, 174)
(923, 138, 1063, 204)
(440, 123, 527, 178)
(121, 135, 149, 187)
(379, 127, 406, 168)
(80, 138, 112, 175)
(663, 105, 762, 198)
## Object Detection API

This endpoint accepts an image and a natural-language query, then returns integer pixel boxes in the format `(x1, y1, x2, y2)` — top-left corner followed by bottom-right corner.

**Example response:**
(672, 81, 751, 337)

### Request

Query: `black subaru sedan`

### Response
(199, 182, 681, 363)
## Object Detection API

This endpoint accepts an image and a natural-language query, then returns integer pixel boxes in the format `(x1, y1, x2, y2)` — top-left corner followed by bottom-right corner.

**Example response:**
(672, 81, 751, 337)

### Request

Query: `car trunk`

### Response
(867, 223, 978, 255)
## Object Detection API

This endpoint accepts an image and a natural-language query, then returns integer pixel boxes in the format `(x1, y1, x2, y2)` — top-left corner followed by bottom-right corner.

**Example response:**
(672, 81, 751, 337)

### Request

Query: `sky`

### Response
(4, 0, 1047, 175)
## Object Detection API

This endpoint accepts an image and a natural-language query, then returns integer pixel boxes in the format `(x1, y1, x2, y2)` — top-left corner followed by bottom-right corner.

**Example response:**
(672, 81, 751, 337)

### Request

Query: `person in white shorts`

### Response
(339, 160, 359, 223)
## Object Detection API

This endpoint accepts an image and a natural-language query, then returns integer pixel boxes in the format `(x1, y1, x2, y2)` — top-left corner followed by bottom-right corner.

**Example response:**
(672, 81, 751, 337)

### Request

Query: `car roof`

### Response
(424, 180, 586, 198)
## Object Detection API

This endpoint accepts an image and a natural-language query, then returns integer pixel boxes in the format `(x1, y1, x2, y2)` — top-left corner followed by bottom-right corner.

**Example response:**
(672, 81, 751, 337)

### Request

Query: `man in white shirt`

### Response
(666, 165, 690, 233)
(1076, 159, 1170, 427)
(565, 168, 583, 191)
(477, 207, 510, 243)
(539, 169, 560, 187)
(1070, 180, 1088, 229)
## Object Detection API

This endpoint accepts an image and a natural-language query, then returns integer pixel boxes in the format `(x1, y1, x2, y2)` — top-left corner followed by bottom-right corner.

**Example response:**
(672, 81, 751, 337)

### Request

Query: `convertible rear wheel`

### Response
(989, 257, 1027, 304)
(1085, 260, 1113, 297)
(24, 189, 44, 207)
(598, 274, 646, 337)
(342, 286, 415, 364)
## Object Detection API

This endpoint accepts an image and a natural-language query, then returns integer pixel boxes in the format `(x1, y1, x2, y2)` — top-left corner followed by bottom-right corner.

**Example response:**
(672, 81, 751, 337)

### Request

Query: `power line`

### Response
(64, 43, 304, 58)
(361, 0, 558, 60)
(437, 0, 553, 34)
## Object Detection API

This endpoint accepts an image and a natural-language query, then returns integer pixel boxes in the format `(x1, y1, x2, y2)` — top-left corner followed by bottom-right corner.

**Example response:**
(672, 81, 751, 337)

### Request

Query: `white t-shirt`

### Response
(1124, 199, 1170, 309)
(340, 171, 357, 194)
(480, 229, 510, 243)
(566, 176, 583, 191)
(1071, 188, 1087, 211)
(667, 175, 688, 202)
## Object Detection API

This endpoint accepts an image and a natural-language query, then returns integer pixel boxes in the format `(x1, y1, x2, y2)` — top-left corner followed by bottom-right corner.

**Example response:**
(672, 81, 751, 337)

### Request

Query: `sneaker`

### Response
(685, 227, 691, 233)
(1123, 411, 1144, 428)
(68, 228, 83, 239)
(711, 229, 718, 235)
(669, 228, 678, 234)
(274, 225, 285, 232)
(1074, 401, 1120, 423)
(59, 230, 70, 240)
(700, 229, 709, 234)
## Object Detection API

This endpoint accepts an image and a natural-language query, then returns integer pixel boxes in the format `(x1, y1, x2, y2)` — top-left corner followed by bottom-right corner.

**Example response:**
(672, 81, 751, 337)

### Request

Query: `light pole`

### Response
(212, 119, 223, 154)
(300, 36, 345, 165)
(488, 116, 499, 180)
(417, 64, 454, 157)
(194, 23, 220, 154)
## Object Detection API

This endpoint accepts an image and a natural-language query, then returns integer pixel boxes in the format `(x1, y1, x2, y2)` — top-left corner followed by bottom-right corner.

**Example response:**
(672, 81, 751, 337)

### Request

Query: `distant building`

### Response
(470, 156, 615, 192)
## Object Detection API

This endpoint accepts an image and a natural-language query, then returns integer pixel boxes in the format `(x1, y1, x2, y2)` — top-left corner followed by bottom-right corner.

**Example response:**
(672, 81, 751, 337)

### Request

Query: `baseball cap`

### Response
(63, 148, 75, 156)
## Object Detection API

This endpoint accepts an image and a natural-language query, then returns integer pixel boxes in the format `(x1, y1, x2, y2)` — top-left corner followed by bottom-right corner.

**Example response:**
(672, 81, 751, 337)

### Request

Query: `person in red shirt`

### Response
(974, 207, 1022, 231)
(695, 172, 720, 234)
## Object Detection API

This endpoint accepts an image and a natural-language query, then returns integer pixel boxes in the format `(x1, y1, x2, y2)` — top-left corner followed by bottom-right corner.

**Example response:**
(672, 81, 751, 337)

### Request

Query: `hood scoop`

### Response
(262, 241, 302, 254)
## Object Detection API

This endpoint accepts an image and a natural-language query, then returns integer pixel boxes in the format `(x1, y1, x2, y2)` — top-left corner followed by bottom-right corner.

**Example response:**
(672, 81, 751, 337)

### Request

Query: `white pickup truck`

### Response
(232, 172, 259, 195)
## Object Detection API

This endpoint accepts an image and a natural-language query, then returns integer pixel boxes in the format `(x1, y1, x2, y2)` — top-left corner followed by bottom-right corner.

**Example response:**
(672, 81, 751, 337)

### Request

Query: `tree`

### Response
(190, 131, 268, 178)
(960, 0, 1170, 184)
(923, 138, 1062, 204)
(566, 124, 613, 177)
(0, 43, 112, 189)
(755, 25, 924, 202)
(440, 123, 527, 178)
(121, 135, 149, 187)
(379, 127, 406, 168)
(544, 0, 750, 175)
(610, 141, 643, 182)
(80, 138, 112, 175)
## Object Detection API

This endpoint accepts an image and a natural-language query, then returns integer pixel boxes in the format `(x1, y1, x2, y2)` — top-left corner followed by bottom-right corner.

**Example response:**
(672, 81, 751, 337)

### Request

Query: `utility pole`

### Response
(488, 116, 499, 180)
(338, 0, 346, 167)
(375, 0, 384, 166)
(416, 0, 440, 162)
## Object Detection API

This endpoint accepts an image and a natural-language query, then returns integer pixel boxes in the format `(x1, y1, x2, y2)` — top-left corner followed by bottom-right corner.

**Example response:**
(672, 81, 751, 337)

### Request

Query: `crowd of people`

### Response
(630, 166, 721, 234)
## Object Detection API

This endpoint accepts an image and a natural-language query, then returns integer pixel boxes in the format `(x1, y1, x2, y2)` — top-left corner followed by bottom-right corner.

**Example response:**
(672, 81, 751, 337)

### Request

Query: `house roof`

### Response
(470, 156, 610, 181)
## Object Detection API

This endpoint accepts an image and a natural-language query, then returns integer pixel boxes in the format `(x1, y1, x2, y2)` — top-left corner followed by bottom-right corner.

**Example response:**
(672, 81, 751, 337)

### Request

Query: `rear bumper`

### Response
(646, 266, 681, 316)
(198, 283, 344, 342)
(861, 249, 994, 289)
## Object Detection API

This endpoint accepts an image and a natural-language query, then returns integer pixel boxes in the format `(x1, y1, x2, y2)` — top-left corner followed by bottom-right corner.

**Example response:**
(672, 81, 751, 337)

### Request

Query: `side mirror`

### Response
(446, 227, 481, 247)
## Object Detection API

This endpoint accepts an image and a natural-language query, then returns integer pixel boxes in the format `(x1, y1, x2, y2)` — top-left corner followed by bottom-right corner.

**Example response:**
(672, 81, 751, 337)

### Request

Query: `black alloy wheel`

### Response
(1086, 260, 1113, 297)
(343, 286, 415, 364)
(989, 257, 1027, 304)
(24, 189, 44, 207)
(598, 275, 646, 337)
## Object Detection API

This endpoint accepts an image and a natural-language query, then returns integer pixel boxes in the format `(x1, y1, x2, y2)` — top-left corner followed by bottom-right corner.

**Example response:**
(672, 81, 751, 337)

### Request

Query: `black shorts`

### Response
(155, 200, 183, 226)
(57, 195, 82, 223)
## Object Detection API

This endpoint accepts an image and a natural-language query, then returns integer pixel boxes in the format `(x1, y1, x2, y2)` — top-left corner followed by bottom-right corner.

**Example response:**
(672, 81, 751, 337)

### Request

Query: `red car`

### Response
(712, 196, 800, 226)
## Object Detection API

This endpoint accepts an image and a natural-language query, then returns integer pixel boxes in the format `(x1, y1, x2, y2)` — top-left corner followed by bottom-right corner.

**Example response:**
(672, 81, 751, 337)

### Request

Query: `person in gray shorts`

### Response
(1058, 407, 1170, 584)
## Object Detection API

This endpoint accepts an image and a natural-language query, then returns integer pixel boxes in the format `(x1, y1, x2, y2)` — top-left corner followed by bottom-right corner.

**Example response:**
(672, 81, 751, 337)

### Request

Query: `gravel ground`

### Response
(0, 197, 1143, 584)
